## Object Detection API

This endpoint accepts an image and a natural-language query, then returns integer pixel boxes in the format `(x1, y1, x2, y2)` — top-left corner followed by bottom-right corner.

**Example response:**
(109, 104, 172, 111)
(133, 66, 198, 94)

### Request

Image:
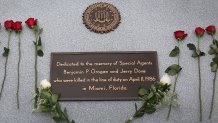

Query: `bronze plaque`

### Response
(50, 52, 159, 100)
(83, 2, 121, 34)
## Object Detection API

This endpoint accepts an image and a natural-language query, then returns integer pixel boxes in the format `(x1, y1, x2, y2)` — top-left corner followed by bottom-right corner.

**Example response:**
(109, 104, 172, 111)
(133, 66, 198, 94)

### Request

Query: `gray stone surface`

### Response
(0, 0, 218, 123)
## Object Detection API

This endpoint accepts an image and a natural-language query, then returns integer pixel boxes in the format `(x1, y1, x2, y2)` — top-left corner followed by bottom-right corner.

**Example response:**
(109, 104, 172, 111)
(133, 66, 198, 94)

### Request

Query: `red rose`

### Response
(4, 20, 14, 30)
(195, 27, 205, 37)
(206, 25, 216, 35)
(13, 21, 22, 31)
(25, 18, 37, 28)
(174, 30, 188, 41)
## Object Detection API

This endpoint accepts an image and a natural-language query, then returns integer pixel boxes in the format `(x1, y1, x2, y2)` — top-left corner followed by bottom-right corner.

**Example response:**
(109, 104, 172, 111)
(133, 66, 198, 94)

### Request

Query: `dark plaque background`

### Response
(50, 52, 159, 100)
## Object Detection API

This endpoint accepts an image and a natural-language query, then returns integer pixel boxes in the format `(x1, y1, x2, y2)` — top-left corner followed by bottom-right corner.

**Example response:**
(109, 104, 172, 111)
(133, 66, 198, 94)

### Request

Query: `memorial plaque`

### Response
(50, 52, 159, 100)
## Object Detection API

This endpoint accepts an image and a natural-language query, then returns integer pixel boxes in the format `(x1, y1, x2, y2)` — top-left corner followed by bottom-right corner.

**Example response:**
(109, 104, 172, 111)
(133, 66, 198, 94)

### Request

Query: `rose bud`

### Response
(4, 20, 14, 30)
(40, 79, 51, 89)
(195, 27, 205, 37)
(206, 25, 216, 35)
(160, 74, 171, 85)
(25, 18, 37, 28)
(174, 30, 188, 41)
(13, 21, 22, 32)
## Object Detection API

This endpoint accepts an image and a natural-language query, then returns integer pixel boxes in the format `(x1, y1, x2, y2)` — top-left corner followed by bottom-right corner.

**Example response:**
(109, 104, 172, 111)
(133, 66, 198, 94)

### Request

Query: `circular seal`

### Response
(83, 2, 121, 34)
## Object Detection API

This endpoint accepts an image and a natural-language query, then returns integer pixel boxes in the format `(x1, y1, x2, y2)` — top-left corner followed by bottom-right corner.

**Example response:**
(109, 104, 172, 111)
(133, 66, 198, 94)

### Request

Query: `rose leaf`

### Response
(210, 62, 218, 72)
(2, 47, 10, 57)
(169, 46, 180, 57)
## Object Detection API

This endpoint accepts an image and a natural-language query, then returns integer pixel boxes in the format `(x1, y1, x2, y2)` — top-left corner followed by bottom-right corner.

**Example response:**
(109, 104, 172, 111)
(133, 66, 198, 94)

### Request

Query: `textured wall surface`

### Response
(0, 0, 218, 123)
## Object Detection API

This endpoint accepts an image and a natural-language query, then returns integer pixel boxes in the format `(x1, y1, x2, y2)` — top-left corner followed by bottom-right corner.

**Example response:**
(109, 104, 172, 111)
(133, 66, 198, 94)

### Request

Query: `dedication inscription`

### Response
(50, 52, 159, 100)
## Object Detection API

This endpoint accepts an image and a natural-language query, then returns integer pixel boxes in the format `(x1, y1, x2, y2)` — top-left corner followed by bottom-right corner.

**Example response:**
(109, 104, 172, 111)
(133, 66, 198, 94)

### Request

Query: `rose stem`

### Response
(209, 72, 217, 119)
(197, 36, 203, 122)
(34, 30, 39, 109)
(209, 34, 217, 119)
(167, 40, 181, 120)
(16, 32, 21, 109)
(0, 30, 11, 99)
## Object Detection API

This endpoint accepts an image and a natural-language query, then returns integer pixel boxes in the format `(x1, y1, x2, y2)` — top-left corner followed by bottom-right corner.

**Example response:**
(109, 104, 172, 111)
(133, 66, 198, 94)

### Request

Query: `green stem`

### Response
(178, 42, 180, 65)
(167, 74, 179, 120)
(0, 30, 11, 99)
(212, 34, 215, 41)
(16, 32, 21, 109)
(54, 102, 72, 123)
(198, 57, 203, 122)
(209, 34, 217, 119)
(167, 42, 181, 120)
(61, 109, 70, 123)
(197, 36, 203, 122)
(125, 118, 133, 123)
(34, 32, 39, 109)
(209, 71, 217, 119)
